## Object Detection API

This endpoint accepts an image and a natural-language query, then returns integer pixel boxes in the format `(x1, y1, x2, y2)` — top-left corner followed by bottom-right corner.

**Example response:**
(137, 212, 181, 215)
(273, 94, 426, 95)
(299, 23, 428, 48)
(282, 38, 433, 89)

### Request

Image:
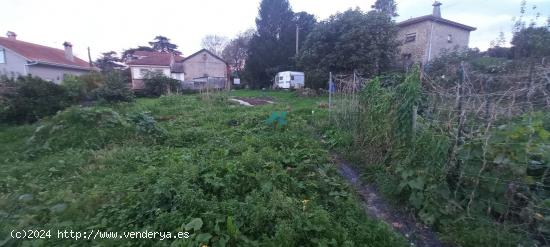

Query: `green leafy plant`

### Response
(266, 111, 288, 129)
(25, 107, 134, 153)
(128, 111, 168, 142)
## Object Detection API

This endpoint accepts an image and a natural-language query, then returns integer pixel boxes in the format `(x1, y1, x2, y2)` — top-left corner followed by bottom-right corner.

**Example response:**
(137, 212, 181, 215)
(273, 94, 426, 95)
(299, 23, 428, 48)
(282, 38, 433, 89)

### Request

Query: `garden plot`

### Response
(0, 92, 405, 246)
(229, 97, 274, 106)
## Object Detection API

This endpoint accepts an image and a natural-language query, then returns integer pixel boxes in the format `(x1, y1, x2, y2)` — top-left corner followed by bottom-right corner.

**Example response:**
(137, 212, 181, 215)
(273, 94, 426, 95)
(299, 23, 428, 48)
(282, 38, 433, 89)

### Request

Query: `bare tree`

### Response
(201, 35, 229, 57)
(222, 29, 255, 73)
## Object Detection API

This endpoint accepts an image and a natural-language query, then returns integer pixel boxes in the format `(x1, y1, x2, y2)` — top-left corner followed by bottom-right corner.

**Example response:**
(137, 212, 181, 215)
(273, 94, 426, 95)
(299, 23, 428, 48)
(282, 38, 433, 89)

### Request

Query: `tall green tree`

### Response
(244, 0, 316, 88)
(297, 9, 399, 89)
(121, 46, 155, 62)
(372, 0, 398, 17)
(509, 1, 550, 59)
(148, 36, 181, 55)
(94, 51, 123, 72)
(294, 11, 317, 51)
(511, 27, 550, 59)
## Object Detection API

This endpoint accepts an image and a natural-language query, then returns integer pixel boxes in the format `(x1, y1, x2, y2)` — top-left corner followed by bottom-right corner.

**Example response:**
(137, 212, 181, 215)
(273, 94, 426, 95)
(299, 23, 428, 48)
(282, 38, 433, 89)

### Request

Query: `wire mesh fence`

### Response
(327, 62, 550, 243)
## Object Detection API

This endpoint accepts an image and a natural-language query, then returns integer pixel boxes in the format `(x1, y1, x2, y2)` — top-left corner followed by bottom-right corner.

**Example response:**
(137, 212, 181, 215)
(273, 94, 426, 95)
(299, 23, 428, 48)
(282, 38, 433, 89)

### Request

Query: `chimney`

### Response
(6, 31, 17, 40)
(432, 1, 442, 18)
(63, 41, 74, 61)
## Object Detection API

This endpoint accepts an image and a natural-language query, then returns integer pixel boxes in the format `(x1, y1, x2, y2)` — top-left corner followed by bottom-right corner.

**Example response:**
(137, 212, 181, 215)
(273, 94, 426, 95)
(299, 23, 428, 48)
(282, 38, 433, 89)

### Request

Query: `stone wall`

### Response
(429, 22, 470, 60)
(397, 21, 432, 64)
(398, 20, 471, 64)
(182, 51, 227, 81)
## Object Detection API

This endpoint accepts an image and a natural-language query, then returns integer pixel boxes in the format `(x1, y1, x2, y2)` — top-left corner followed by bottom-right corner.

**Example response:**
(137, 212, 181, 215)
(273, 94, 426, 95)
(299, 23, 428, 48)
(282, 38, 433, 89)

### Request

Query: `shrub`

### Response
(25, 107, 170, 156)
(80, 71, 105, 87)
(0, 75, 69, 124)
(62, 75, 87, 102)
(26, 107, 135, 154)
(511, 26, 550, 59)
(61, 76, 94, 103)
(143, 72, 180, 97)
(62, 72, 105, 103)
(128, 111, 168, 142)
(92, 71, 134, 103)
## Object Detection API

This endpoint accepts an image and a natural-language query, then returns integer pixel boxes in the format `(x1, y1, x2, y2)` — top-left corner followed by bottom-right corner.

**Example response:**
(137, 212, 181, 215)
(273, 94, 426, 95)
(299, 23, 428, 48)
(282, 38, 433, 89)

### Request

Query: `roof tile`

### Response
(126, 52, 184, 66)
(397, 15, 476, 31)
(0, 37, 92, 69)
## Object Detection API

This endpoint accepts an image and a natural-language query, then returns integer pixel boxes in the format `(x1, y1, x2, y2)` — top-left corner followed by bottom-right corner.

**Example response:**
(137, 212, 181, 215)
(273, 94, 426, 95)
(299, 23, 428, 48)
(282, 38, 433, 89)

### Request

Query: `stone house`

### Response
(397, 2, 476, 66)
(0, 32, 93, 83)
(128, 49, 229, 90)
(179, 49, 229, 90)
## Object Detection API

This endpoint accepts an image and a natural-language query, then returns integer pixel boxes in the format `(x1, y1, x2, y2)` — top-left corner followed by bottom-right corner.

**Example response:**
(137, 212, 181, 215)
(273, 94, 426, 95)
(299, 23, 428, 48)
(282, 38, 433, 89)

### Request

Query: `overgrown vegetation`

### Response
(0, 76, 69, 124)
(91, 71, 134, 103)
(297, 8, 399, 89)
(0, 71, 133, 124)
(62, 72, 104, 103)
(0, 92, 405, 246)
(143, 72, 180, 97)
(323, 60, 550, 245)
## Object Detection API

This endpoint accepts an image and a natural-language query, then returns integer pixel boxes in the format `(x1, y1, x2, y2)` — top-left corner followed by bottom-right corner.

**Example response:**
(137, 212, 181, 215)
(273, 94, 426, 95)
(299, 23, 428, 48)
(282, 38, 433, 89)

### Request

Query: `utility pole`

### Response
(87, 47, 93, 67)
(295, 25, 300, 55)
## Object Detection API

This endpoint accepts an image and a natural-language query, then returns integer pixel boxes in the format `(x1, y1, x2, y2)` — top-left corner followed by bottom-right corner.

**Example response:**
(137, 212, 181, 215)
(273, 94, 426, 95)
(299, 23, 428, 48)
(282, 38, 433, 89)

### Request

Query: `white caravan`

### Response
(274, 71, 305, 89)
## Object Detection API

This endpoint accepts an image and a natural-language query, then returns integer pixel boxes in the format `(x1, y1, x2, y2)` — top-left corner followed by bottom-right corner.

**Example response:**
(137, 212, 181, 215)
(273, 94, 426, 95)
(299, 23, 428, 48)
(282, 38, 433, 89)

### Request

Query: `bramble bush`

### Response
(0, 75, 69, 124)
(143, 72, 180, 97)
(25, 107, 168, 157)
(61, 72, 104, 103)
(92, 71, 134, 103)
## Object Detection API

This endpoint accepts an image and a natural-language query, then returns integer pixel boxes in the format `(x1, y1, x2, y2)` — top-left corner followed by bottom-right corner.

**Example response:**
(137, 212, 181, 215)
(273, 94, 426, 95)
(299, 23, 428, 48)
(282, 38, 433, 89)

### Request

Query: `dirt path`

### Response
(230, 97, 274, 106)
(331, 154, 446, 247)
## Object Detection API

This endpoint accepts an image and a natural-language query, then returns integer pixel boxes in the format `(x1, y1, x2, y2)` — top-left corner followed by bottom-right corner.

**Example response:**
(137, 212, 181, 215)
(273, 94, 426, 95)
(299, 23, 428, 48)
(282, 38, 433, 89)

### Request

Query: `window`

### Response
(279, 76, 283, 81)
(405, 33, 416, 43)
(447, 34, 453, 43)
(154, 69, 163, 74)
(0, 49, 5, 64)
(290, 75, 295, 80)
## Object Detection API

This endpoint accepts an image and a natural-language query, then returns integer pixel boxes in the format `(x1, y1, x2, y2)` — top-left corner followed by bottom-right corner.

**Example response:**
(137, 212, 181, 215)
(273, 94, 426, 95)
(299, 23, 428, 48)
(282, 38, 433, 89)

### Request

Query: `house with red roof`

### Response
(0, 32, 94, 83)
(127, 49, 229, 91)
(126, 51, 185, 90)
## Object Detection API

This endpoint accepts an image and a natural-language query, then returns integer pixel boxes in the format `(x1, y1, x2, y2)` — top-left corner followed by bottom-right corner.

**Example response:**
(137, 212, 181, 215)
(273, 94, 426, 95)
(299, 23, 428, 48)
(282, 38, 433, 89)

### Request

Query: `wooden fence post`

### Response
(412, 105, 418, 140)
(448, 61, 466, 197)
(329, 72, 333, 118)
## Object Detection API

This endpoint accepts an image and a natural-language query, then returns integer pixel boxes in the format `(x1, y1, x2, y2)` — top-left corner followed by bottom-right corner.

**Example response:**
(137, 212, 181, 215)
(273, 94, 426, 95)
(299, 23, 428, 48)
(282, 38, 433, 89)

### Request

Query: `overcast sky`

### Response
(1, 0, 548, 61)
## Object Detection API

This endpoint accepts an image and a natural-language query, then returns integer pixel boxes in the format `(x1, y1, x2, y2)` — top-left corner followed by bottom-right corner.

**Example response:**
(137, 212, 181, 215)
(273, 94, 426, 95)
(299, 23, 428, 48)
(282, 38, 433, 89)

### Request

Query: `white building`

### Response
(127, 51, 185, 90)
(274, 71, 305, 89)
